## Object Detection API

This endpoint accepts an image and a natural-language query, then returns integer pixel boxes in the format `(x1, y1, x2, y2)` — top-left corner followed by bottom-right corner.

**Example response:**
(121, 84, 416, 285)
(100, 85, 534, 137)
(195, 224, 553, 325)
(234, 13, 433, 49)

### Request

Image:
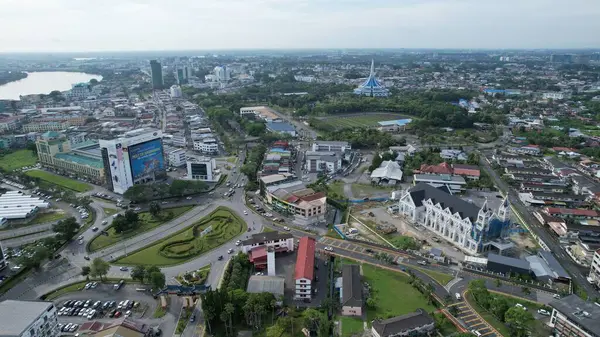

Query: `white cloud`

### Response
(0, 0, 598, 51)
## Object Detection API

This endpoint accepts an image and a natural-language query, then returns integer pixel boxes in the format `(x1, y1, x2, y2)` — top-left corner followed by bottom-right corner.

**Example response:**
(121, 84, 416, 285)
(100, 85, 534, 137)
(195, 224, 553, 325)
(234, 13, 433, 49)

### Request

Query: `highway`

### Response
(478, 154, 596, 297)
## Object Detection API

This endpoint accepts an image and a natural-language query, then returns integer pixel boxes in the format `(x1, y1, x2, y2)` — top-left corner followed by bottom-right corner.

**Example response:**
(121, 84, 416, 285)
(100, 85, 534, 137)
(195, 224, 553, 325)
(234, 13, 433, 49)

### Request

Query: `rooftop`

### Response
(295, 237, 315, 281)
(550, 295, 600, 336)
(370, 160, 403, 181)
(487, 253, 531, 270)
(408, 182, 481, 221)
(241, 232, 293, 246)
(246, 276, 285, 297)
(341, 265, 362, 307)
(0, 300, 54, 336)
(266, 121, 295, 132)
(372, 309, 434, 337)
(55, 153, 104, 169)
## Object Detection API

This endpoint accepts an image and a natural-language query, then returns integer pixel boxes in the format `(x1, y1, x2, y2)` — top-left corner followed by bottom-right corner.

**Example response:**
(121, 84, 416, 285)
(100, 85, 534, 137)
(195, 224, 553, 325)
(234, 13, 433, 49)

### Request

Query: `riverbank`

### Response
(0, 71, 28, 86)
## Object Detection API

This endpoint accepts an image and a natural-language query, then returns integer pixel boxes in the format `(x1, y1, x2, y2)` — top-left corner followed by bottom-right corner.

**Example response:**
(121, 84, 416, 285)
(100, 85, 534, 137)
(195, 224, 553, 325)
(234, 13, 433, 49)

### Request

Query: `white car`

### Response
(537, 308, 550, 316)
(283, 226, 290, 231)
(324, 246, 333, 252)
(470, 330, 482, 337)
(235, 240, 241, 246)
(125, 310, 132, 318)
(515, 303, 527, 311)
(186, 197, 192, 200)
(243, 210, 248, 215)
(78, 239, 84, 245)
(553, 294, 561, 299)
(227, 248, 234, 254)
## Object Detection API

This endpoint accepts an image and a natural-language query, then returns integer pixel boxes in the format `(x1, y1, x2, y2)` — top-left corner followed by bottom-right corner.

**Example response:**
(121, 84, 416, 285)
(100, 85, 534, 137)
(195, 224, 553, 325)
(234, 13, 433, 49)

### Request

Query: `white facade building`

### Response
(186, 157, 218, 182)
(193, 138, 218, 154)
(353, 60, 390, 97)
(588, 249, 600, 287)
(167, 148, 187, 167)
(171, 134, 187, 148)
(170, 85, 183, 98)
(311, 141, 351, 153)
(68, 83, 91, 100)
(549, 295, 600, 337)
(0, 300, 59, 337)
(214, 65, 231, 83)
(241, 232, 295, 254)
(305, 151, 342, 173)
(543, 92, 565, 100)
(398, 183, 511, 255)
(99, 129, 166, 194)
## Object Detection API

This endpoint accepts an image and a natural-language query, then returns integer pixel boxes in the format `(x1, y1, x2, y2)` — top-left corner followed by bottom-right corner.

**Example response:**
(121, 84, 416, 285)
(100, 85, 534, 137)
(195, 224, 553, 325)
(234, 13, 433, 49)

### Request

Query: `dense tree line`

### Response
(469, 280, 536, 337)
(241, 144, 267, 189)
(0, 71, 27, 86)
(124, 180, 208, 203)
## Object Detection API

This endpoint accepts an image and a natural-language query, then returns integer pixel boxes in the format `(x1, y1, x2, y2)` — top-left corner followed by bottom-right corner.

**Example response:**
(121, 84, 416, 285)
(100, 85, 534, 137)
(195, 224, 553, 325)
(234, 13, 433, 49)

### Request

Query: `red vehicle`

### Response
(114, 311, 122, 318)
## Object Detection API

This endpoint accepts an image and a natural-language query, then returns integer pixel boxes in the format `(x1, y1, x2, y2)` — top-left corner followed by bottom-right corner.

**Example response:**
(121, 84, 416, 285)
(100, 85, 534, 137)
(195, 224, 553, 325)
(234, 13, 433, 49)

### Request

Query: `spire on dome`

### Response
(370, 59, 375, 77)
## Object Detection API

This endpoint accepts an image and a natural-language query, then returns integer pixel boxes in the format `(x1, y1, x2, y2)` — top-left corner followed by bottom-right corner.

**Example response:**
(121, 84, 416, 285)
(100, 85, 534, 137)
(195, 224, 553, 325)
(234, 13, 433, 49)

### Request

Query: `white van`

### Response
(455, 293, 461, 300)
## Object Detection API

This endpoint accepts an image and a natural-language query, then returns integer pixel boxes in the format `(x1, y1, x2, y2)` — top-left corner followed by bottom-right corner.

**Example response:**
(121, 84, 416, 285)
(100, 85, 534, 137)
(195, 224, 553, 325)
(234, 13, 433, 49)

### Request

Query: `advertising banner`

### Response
(128, 139, 165, 181)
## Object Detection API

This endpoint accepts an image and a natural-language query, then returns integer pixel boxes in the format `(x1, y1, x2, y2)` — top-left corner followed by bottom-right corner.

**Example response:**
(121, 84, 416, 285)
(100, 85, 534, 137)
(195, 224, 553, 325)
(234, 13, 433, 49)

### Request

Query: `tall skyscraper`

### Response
(150, 60, 164, 89)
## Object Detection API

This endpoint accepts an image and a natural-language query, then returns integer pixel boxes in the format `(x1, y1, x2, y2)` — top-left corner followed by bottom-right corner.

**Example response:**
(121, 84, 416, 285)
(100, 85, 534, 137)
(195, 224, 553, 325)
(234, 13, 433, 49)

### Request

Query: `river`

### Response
(0, 72, 103, 100)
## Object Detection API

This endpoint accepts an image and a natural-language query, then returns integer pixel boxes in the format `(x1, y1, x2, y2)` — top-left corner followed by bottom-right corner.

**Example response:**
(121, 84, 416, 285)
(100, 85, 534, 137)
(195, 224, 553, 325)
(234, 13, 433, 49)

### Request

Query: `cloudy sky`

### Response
(0, 0, 599, 52)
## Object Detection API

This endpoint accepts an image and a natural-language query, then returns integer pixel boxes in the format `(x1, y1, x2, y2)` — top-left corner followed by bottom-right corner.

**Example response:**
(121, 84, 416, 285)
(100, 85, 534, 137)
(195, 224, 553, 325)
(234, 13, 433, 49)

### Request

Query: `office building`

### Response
(100, 129, 166, 194)
(0, 300, 59, 337)
(264, 181, 327, 226)
(170, 85, 182, 98)
(193, 138, 218, 154)
(167, 148, 186, 167)
(68, 83, 91, 99)
(176, 68, 187, 85)
(305, 151, 342, 173)
(186, 156, 218, 182)
(412, 174, 467, 193)
(294, 237, 316, 301)
(214, 65, 231, 83)
(371, 309, 435, 337)
(36, 132, 105, 184)
(589, 249, 600, 287)
(549, 295, 600, 337)
(150, 60, 164, 90)
(398, 183, 511, 255)
(311, 141, 351, 153)
(353, 60, 390, 97)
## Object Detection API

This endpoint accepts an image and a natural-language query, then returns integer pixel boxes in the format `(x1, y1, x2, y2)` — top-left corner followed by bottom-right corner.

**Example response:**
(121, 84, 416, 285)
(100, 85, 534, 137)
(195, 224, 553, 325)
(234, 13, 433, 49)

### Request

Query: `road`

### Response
(478, 154, 596, 297)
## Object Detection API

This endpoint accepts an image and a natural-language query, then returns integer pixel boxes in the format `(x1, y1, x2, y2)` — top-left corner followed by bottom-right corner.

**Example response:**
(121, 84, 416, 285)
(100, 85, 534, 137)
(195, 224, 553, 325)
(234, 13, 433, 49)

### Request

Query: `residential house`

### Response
(341, 265, 362, 317)
(371, 309, 435, 337)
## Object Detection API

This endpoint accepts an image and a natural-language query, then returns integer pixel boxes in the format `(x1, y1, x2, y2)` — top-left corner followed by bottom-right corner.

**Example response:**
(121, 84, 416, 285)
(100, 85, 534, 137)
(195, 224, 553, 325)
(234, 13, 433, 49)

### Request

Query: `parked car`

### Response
(470, 330, 482, 337)
(538, 309, 550, 316)
(324, 246, 333, 252)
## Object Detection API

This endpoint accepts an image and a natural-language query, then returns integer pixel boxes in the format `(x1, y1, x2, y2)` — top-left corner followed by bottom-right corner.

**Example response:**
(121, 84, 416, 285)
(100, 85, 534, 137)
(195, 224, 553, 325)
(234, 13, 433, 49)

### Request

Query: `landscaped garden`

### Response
(340, 316, 364, 337)
(88, 206, 193, 252)
(25, 170, 92, 192)
(0, 149, 37, 171)
(177, 265, 211, 286)
(115, 207, 247, 266)
(103, 207, 118, 217)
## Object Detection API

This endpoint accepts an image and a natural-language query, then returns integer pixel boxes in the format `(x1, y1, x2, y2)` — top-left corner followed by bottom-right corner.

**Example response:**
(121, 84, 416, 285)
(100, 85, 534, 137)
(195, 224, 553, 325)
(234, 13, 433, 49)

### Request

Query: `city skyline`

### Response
(0, 0, 599, 52)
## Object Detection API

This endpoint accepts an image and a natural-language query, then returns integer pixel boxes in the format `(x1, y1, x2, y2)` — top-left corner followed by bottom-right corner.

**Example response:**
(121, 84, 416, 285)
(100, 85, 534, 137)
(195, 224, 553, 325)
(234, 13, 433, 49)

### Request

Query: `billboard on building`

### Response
(128, 139, 165, 182)
(104, 142, 132, 194)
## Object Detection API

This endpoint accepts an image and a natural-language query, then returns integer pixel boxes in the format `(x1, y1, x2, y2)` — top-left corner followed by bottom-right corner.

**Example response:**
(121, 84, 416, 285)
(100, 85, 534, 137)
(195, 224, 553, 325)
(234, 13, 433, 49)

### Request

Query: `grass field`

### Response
(342, 260, 435, 323)
(88, 206, 193, 252)
(340, 316, 364, 337)
(328, 181, 346, 198)
(414, 267, 455, 286)
(115, 207, 246, 266)
(29, 211, 66, 225)
(318, 113, 411, 130)
(103, 208, 118, 217)
(25, 170, 92, 192)
(0, 150, 37, 171)
(350, 183, 394, 197)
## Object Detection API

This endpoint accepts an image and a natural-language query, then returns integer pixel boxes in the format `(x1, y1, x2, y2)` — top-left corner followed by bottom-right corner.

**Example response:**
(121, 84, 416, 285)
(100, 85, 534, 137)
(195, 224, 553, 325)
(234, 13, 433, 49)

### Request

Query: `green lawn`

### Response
(361, 263, 436, 322)
(0, 149, 37, 171)
(43, 281, 88, 300)
(115, 207, 247, 266)
(25, 170, 92, 192)
(414, 267, 455, 286)
(103, 207, 118, 217)
(341, 316, 364, 337)
(328, 181, 346, 197)
(88, 206, 193, 252)
(350, 183, 394, 197)
(28, 211, 66, 225)
(433, 312, 458, 336)
(319, 113, 412, 130)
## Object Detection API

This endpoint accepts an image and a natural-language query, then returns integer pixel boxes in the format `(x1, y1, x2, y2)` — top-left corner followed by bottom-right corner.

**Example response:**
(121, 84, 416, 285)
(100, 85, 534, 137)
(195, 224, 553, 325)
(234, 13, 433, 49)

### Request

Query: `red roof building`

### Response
(452, 164, 481, 178)
(418, 162, 452, 175)
(544, 207, 600, 219)
(294, 237, 315, 300)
